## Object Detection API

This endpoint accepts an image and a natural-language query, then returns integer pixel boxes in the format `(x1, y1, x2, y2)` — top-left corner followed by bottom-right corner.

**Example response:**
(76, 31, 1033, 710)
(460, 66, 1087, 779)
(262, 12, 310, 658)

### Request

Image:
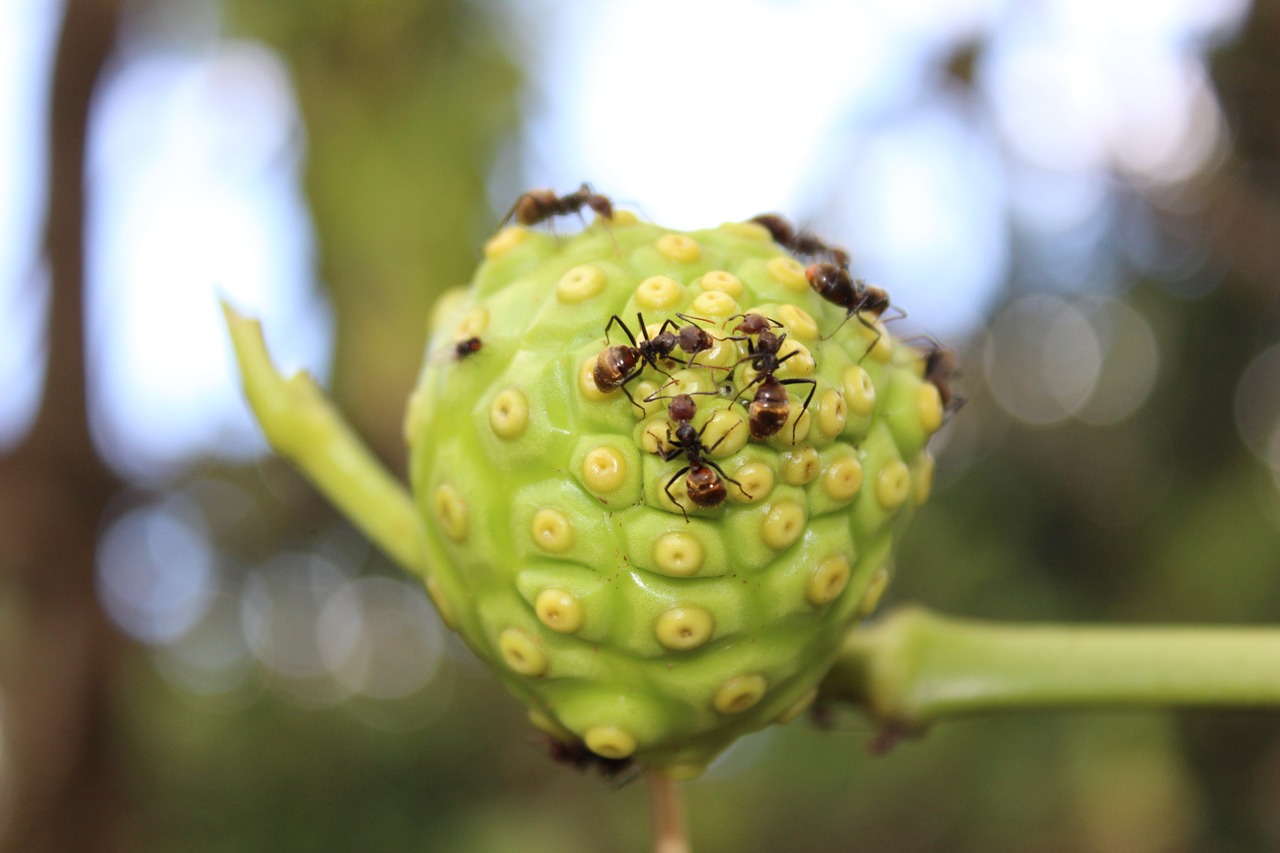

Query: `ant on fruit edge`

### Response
(750, 213, 850, 268)
(804, 261, 903, 352)
(592, 313, 722, 413)
(547, 737, 641, 787)
(908, 335, 965, 417)
(651, 392, 749, 521)
(723, 313, 818, 443)
(501, 183, 615, 230)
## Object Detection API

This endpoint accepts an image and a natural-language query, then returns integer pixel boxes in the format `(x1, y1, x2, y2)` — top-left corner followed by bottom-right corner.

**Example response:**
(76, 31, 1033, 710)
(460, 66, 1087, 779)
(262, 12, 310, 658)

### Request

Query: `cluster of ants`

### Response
(461, 187, 959, 521)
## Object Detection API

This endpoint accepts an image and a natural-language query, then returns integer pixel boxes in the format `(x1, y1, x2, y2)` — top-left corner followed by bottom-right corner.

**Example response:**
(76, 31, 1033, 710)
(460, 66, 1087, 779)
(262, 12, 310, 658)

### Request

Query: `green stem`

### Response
(822, 606, 1280, 730)
(222, 302, 427, 577)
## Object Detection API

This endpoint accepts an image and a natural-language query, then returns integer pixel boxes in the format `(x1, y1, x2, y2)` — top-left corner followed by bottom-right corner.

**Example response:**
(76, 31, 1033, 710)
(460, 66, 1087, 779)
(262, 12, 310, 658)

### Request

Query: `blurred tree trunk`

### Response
(0, 0, 129, 851)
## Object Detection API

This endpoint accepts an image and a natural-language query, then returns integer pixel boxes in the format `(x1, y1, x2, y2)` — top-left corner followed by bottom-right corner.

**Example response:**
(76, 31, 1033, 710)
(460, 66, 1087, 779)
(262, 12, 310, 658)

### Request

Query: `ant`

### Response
(453, 336, 482, 359)
(804, 261, 897, 345)
(655, 393, 749, 520)
(502, 183, 614, 229)
(918, 340, 964, 414)
(725, 314, 817, 442)
(673, 313, 717, 368)
(547, 737, 640, 785)
(751, 213, 850, 267)
(594, 313, 683, 410)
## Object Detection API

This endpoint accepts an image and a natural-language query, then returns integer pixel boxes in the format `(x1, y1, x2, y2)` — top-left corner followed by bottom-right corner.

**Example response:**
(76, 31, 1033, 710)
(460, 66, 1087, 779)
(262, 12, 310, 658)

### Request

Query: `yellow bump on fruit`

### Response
(639, 418, 672, 455)
(781, 406, 812, 446)
(653, 531, 704, 577)
(531, 507, 574, 553)
(713, 674, 768, 714)
(842, 365, 877, 416)
(528, 709, 574, 741)
(857, 566, 891, 618)
(766, 256, 808, 290)
(498, 627, 547, 676)
(490, 387, 530, 439)
(426, 575, 457, 630)
(635, 275, 684, 310)
(654, 606, 715, 651)
(913, 453, 936, 506)
(698, 270, 744, 297)
(606, 209, 640, 226)
(822, 456, 864, 501)
(582, 445, 628, 493)
(578, 355, 612, 402)
(860, 563, 890, 617)
(817, 389, 847, 438)
(433, 484, 468, 542)
(454, 306, 489, 340)
(698, 336, 742, 370)
(778, 304, 819, 341)
(663, 368, 715, 398)
(690, 290, 739, 319)
(777, 687, 818, 724)
(806, 554, 851, 606)
(728, 460, 773, 503)
(782, 446, 821, 486)
(761, 501, 806, 550)
(875, 459, 911, 510)
(585, 725, 637, 760)
(701, 408, 748, 458)
(776, 338, 815, 377)
(722, 220, 772, 242)
(556, 264, 606, 303)
(535, 588, 585, 634)
(483, 226, 529, 259)
(656, 233, 701, 263)
(633, 379, 663, 417)
(917, 382, 944, 434)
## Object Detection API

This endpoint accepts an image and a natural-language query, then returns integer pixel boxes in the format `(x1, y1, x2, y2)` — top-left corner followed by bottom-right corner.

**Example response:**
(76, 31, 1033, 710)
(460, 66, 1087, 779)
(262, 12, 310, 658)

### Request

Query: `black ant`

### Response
(593, 313, 682, 411)
(655, 393, 749, 520)
(453, 336, 482, 359)
(502, 183, 614, 229)
(750, 213, 850, 267)
(919, 340, 964, 414)
(547, 737, 639, 785)
(804, 261, 899, 346)
(725, 315, 818, 442)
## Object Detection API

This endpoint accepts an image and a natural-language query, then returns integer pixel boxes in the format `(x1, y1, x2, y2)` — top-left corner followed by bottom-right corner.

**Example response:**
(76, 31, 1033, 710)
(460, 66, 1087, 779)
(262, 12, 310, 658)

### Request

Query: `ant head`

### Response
(668, 394, 697, 423)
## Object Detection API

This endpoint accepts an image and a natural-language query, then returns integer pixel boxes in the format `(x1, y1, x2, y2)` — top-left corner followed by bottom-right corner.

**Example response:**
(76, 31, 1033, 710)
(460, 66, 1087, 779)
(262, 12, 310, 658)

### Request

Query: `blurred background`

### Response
(3, 0, 1280, 850)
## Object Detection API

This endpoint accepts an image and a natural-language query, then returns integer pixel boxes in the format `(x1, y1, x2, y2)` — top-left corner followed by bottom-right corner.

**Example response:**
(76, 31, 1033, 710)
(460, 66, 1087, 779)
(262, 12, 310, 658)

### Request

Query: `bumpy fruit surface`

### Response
(407, 213, 943, 777)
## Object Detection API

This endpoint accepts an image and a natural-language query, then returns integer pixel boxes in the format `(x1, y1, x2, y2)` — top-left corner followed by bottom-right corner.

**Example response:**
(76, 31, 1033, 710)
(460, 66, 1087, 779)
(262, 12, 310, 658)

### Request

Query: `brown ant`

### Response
(918, 340, 964, 414)
(673, 313, 717, 368)
(502, 183, 615, 229)
(750, 213, 850, 267)
(453, 336, 482, 359)
(594, 313, 683, 411)
(655, 393, 749, 521)
(547, 737, 639, 785)
(804, 261, 899, 346)
(725, 316, 817, 441)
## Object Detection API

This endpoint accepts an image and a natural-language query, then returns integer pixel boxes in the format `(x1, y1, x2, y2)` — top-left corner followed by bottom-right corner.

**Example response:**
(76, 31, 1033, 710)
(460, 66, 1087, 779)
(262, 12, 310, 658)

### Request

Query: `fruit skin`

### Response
(406, 215, 943, 776)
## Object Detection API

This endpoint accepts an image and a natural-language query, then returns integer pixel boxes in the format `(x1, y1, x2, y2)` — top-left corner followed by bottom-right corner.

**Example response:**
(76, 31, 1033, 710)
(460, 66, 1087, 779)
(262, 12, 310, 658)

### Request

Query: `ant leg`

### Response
(781, 377, 818, 443)
(604, 314, 639, 348)
(699, 415, 741, 454)
(618, 375, 648, 416)
(664, 467, 691, 522)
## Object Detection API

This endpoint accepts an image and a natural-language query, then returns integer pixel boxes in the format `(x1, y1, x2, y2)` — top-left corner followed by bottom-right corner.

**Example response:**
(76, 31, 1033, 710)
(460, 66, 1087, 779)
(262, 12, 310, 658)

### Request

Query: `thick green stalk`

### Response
(222, 302, 427, 577)
(823, 606, 1280, 729)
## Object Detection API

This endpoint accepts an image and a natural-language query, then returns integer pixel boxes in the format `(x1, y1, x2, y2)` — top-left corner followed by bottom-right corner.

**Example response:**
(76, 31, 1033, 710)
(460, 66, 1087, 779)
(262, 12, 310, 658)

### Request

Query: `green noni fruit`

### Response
(404, 209, 945, 778)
